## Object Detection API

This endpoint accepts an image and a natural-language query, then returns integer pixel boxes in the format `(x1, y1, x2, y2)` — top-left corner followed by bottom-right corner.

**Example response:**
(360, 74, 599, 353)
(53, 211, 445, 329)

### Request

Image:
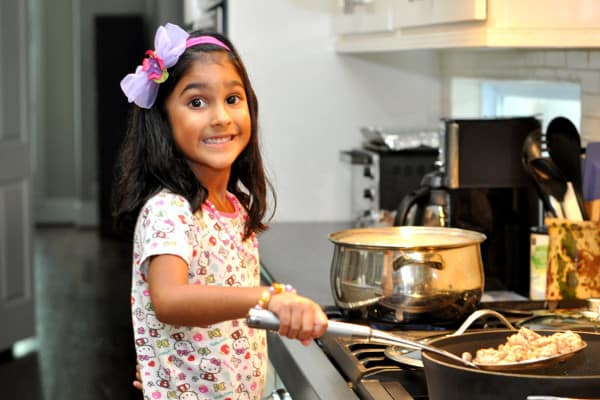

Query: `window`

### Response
(450, 78, 581, 132)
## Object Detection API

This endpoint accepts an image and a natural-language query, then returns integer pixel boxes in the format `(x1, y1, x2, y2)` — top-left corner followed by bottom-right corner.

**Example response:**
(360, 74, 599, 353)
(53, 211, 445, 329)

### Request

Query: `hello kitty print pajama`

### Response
(131, 190, 267, 400)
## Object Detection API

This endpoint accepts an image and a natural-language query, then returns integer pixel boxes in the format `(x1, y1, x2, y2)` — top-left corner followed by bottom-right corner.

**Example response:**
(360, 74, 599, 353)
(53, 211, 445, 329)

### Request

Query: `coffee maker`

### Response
(396, 117, 542, 296)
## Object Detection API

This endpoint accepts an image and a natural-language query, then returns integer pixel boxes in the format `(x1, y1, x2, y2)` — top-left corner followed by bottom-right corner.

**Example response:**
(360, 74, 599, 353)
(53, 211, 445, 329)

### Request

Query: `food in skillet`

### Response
(461, 327, 585, 365)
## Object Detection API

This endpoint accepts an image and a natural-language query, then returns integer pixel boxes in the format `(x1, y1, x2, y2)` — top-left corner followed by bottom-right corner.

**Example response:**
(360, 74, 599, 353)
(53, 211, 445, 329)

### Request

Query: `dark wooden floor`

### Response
(0, 227, 141, 400)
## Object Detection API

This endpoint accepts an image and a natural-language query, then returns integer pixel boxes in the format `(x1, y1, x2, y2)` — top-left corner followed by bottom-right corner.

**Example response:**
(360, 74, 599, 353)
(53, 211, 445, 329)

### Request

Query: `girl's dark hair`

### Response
(111, 31, 274, 239)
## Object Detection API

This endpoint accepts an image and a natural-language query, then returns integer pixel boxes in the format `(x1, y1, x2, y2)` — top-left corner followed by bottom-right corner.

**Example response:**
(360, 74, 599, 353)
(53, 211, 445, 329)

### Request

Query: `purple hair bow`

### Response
(120, 23, 189, 109)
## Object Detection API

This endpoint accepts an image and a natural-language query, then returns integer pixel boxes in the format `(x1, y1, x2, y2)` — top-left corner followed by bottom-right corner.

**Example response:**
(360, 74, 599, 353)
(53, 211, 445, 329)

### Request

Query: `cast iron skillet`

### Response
(422, 330, 600, 400)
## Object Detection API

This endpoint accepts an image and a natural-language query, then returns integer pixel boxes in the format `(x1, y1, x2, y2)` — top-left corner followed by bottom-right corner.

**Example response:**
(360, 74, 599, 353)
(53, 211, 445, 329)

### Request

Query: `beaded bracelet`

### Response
(255, 282, 296, 309)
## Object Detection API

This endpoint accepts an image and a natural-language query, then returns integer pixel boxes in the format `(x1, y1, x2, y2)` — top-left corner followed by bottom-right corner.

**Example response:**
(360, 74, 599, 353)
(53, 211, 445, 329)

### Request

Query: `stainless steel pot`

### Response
(329, 226, 486, 322)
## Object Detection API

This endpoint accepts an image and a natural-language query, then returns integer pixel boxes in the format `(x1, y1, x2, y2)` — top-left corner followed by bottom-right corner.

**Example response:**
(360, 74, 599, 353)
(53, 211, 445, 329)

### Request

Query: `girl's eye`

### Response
(189, 98, 206, 108)
(226, 95, 242, 105)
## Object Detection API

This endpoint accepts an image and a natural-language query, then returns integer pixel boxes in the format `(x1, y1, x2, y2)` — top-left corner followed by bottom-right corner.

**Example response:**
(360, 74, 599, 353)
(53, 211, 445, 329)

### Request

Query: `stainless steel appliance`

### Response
(396, 117, 543, 297)
(341, 145, 438, 227)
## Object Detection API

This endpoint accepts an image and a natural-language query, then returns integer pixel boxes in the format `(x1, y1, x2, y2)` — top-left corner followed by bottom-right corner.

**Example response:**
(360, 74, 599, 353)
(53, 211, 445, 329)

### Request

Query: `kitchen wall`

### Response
(227, 0, 442, 222)
(440, 49, 600, 144)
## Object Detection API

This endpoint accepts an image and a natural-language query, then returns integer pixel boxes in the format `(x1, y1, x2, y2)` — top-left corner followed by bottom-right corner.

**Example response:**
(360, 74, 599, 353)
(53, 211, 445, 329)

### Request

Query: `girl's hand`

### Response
(133, 362, 143, 391)
(267, 292, 328, 346)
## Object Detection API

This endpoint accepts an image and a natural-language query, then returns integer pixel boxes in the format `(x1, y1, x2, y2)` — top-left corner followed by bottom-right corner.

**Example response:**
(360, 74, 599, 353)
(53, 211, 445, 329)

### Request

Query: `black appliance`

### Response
(395, 117, 542, 297)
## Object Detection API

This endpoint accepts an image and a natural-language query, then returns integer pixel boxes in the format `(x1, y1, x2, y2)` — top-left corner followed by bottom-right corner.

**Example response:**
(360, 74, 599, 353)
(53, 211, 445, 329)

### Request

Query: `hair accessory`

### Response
(121, 23, 233, 109)
(120, 23, 189, 109)
(186, 36, 231, 51)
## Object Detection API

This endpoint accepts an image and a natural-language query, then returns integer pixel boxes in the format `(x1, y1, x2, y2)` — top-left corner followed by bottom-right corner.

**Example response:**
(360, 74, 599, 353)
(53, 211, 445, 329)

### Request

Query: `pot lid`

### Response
(328, 226, 486, 250)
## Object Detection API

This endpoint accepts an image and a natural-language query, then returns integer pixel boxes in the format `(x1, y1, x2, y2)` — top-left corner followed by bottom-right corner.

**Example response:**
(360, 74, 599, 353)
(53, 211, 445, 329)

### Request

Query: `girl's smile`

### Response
(203, 134, 237, 145)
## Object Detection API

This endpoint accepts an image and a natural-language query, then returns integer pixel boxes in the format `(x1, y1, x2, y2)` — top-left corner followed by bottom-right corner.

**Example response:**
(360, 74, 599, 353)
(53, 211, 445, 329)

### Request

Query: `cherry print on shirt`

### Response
(220, 344, 230, 355)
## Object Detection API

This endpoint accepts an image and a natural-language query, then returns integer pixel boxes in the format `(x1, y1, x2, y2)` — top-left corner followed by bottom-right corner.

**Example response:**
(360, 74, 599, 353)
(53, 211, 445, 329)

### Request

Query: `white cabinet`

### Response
(333, 0, 396, 34)
(334, 0, 600, 53)
(395, 0, 487, 29)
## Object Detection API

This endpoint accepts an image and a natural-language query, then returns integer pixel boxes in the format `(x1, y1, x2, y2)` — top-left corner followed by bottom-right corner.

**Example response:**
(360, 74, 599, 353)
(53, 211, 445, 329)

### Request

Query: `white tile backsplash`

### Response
(588, 52, 600, 69)
(582, 94, 600, 118)
(442, 49, 600, 143)
(525, 51, 546, 67)
(544, 51, 567, 68)
(566, 51, 589, 69)
(579, 70, 600, 94)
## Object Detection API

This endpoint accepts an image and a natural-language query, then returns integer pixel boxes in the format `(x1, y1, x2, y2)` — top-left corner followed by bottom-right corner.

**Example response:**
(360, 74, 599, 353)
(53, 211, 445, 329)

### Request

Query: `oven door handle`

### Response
(527, 397, 596, 400)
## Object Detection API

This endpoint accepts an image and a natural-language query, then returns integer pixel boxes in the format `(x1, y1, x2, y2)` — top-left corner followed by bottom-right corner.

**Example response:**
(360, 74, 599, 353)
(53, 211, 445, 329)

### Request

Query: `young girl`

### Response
(112, 23, 328, 400)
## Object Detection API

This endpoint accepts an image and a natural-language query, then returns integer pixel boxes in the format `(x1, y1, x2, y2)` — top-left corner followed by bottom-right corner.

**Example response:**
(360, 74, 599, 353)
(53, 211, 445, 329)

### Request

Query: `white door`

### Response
(0, 0, 35, 351)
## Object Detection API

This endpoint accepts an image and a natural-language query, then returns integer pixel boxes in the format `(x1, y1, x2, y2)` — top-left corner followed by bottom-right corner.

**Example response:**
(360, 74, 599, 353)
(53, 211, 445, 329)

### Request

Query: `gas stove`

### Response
(317, 299, 598, 400)
(319, 333, 428, 400)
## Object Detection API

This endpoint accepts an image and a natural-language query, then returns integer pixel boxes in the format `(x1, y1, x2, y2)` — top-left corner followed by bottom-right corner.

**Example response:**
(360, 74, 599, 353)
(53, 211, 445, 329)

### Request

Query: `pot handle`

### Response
(393, 252, 443, 271)
(332, 296, 383, 310)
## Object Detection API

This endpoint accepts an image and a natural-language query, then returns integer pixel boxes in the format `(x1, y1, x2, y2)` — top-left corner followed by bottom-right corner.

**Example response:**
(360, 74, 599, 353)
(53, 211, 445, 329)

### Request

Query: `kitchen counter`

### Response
(258, 221, 358, 400)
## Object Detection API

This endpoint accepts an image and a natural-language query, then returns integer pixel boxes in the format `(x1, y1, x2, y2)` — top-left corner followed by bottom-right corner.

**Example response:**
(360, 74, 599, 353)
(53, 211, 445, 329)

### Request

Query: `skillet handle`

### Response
(246, 308, 372, 339)
(452, 309, 516, 336)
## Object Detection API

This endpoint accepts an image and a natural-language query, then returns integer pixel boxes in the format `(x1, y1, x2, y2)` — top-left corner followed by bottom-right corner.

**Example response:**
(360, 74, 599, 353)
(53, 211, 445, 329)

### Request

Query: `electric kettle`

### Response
(394, 168, 450, 227)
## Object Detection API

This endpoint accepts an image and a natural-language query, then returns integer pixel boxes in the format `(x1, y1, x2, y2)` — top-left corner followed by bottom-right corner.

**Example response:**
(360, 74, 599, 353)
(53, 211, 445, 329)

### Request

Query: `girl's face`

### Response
(166, 52, 251, 183)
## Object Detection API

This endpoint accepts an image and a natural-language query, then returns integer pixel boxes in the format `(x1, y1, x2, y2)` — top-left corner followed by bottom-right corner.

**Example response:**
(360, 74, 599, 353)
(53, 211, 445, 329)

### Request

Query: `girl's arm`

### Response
(148, 254, 327, 343)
